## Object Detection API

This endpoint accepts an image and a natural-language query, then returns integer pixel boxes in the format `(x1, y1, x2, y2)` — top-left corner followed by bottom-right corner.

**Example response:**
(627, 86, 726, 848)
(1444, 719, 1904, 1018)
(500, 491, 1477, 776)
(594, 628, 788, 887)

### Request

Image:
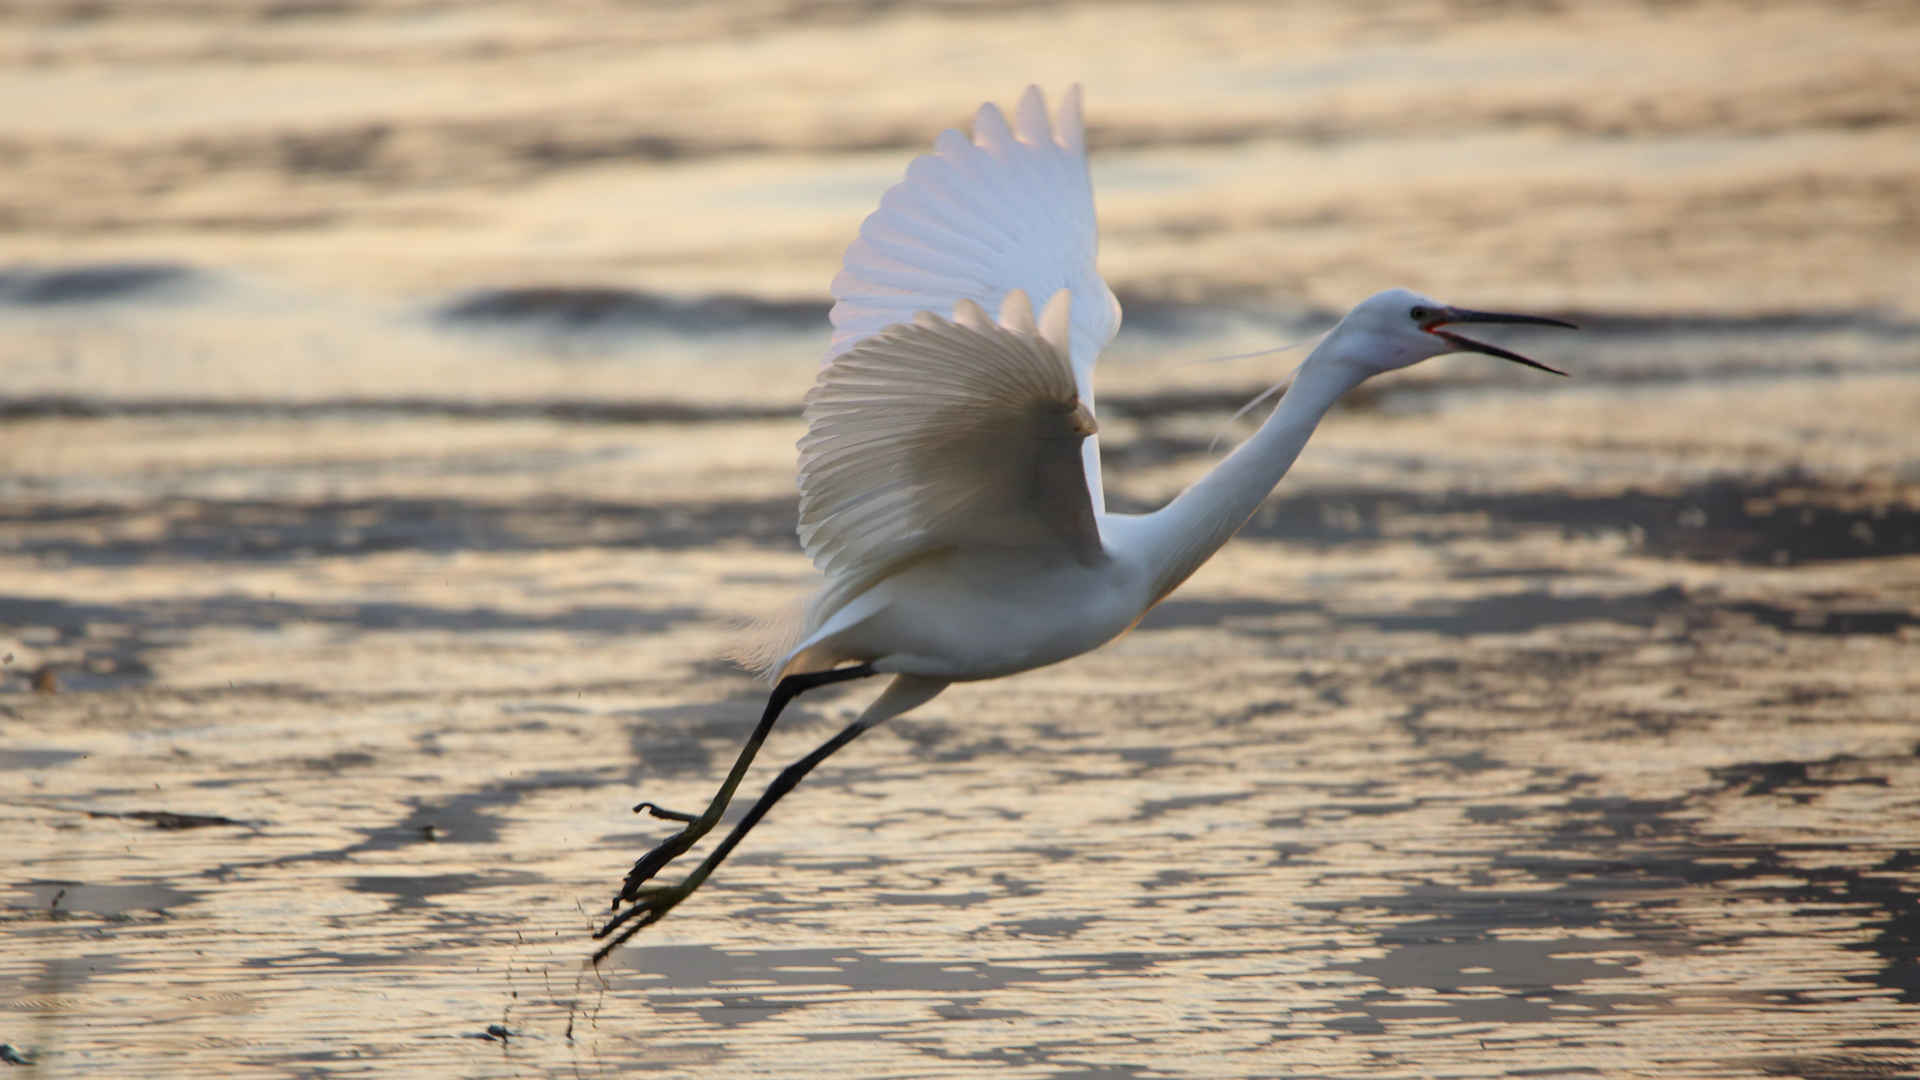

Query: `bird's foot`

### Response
(632, 801, 697, 823)
(614, 881, 693, 922)
(613, 819, 712, 906)
(592, 880, 695, 962)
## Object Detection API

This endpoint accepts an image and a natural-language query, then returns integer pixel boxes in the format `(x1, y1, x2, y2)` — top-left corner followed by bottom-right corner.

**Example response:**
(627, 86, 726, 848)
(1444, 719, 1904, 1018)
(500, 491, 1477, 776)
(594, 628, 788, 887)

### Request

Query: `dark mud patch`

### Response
(1710, 755, 1897, 801)
(615, 682, 873, 787)
(0, 394, 794, 424)
(0, 747, 88, 771)
(1697, 754, 1920, 1004)
(1, 496, 798, 565)
(439, 286, 823, 334)
(12, 880, 203, 918)
(1437, 759, 1920, 1006)
(1307, 790, 1919, 1025)
(0, 591, 701, 696)
(996, 915, 1098, 940)
(0, 262, 200, 306)
(1340, 935, 1659, 1024)
(84, 808, 250, 830)
(1227, 472, 1920, 566)
(610, 941, 1159, 1030)
(0, 600, 155, 693)
(613, 704, 731, 781)
(1723, 601, 1920, 637)
(1353, 587, 1685, 637)
(22, 471, 1914, 572)
(196, 769, 616, 887)
(1747, 1051, 1920, 1079)
(352, 769, 613, 853)
(348, 870, 547, 909)
(1154, 585, 1913, 642)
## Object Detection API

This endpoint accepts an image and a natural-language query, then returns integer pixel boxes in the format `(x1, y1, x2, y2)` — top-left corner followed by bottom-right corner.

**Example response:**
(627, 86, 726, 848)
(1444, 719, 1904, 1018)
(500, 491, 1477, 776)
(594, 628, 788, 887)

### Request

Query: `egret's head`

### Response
(1329, 287, 1575, 376)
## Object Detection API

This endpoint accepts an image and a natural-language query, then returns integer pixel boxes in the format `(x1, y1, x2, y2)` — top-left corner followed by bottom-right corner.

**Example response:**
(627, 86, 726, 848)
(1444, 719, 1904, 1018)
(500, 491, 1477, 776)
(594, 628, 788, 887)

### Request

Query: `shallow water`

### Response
(4, 1, 1920, 1076)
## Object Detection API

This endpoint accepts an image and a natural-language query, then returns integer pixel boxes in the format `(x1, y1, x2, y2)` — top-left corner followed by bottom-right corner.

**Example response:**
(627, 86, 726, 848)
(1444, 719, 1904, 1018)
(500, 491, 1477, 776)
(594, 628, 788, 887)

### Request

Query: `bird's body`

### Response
(594, 86, 1574, 960)
(782, 323, 1375, 684)
(821, 541, 1148, 682)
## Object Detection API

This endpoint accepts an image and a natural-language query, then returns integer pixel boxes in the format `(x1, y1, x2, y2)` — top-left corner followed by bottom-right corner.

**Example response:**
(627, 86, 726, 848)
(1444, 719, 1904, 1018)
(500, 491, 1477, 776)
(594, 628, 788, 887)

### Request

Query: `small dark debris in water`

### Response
(0, 1043, 34, 1066)
(473, 1024, 512, 1043)
(86, 809, 248, 830)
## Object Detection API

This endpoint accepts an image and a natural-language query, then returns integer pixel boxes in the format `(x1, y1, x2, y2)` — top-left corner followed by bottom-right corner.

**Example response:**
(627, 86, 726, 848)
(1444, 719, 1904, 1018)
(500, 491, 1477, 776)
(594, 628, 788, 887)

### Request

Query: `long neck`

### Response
(1134, 351, 1365, 604)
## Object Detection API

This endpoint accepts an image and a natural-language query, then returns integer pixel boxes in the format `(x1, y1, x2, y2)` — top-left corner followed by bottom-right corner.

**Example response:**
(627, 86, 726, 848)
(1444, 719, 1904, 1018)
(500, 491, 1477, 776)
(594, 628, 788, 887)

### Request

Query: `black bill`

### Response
(1425, 306, 1578, 376)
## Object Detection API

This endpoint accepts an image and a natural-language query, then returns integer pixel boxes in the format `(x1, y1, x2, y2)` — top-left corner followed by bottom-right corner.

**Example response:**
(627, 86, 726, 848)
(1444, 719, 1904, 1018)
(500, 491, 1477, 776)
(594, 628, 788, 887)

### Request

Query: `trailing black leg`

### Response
(612, 663, 876, 907)
(593, 674, 948, 964)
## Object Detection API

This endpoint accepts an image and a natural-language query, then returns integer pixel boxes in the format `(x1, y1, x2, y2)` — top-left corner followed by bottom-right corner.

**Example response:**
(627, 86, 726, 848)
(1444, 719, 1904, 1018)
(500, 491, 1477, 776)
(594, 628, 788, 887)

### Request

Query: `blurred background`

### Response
(3, 1, 1917, 1075)
(4, 0, 1916, 410)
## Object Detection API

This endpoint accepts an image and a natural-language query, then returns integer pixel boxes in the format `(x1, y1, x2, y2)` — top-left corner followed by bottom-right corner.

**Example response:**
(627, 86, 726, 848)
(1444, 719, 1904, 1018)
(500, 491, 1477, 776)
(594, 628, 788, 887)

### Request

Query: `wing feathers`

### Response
(1057, 85, 1086, 154)
(1014, 85, 1053, 144)
(997, 290, 1035, 334)
(799, 289, 1104, 589)
(972, 101, 1017, 150)
(825, 86, 1119, 518)
(1038, 287, 1072, 355)
(827, 86, 1119, 376)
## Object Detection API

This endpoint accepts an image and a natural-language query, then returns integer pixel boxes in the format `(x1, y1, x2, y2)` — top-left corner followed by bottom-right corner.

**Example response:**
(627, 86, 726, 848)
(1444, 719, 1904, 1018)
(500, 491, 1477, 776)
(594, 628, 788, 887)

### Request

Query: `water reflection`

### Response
(4, 0, 1918, 1073)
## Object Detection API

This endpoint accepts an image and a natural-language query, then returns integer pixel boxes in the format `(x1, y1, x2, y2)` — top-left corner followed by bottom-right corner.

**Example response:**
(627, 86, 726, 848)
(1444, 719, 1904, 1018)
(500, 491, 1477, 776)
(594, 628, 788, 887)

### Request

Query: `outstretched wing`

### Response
(798, 289, 1103, 594)
(827, 85, 1120, 513)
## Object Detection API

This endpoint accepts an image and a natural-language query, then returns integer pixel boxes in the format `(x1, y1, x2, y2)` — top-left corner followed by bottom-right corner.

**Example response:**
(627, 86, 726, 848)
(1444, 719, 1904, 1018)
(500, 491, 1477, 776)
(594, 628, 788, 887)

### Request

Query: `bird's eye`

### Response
(1409, 305, 1431, 322)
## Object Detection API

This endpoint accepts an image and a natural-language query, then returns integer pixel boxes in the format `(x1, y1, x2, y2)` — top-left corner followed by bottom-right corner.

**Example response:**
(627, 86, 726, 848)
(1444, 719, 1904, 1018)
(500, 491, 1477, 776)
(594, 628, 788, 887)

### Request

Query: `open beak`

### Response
(1422, 306, 1577, 376)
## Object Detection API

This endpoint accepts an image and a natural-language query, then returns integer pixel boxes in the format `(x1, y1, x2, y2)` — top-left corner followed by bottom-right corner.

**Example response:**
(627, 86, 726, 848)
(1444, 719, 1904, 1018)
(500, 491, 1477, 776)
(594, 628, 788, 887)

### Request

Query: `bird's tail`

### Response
(723, 594, 811, 684)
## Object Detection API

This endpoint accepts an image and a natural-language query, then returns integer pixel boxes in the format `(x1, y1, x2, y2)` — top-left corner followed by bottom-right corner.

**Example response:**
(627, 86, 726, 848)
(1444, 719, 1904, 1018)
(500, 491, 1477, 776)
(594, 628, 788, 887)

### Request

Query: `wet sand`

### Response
(5, 1, 1920, 1076)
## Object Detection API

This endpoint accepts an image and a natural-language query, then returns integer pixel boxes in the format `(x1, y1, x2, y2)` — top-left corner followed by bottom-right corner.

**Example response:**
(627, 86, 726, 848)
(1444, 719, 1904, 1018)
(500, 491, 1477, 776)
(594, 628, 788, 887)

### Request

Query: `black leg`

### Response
(594, 704, 890, 961)
(613, 663, 877, 906)
(592, 673, 947, 964)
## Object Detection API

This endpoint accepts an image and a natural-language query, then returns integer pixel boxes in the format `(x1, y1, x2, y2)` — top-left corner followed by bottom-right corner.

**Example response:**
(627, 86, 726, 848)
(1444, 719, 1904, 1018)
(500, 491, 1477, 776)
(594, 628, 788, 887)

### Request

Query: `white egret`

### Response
(595, 85, 1573, 960)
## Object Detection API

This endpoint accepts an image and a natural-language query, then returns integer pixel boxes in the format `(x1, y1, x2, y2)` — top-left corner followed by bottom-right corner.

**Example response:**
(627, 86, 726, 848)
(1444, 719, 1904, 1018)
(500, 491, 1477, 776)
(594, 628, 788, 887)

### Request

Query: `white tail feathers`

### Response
(725, 599, 810, 682)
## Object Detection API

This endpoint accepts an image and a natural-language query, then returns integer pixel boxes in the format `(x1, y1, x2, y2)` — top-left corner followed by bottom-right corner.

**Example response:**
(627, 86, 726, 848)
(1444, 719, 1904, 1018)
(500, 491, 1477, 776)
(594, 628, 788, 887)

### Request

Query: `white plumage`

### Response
(596, 86, 1574, 957)
(799, 289, 1099, 585)
(828, 85, 1121, 514)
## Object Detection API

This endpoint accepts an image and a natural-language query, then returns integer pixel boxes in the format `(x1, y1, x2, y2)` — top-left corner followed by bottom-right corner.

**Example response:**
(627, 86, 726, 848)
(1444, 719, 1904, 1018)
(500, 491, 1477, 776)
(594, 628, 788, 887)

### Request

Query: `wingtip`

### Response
(932, 128, 971, 159)
(972, 101, 1014, 150)
(1015, 85, 1052, 144)
(1059, 84, 1086, 152)
(1038, 288, 1073, 355)
(990, 85, 1088, 151)
(997, 289, 1036, 334)
(951, 297, 993, 330)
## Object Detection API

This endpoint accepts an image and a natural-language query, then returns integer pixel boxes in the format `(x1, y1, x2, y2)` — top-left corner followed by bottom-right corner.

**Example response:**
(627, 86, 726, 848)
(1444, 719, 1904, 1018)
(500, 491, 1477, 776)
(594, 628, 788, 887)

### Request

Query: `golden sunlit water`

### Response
(4, 1, 1918, 1076)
